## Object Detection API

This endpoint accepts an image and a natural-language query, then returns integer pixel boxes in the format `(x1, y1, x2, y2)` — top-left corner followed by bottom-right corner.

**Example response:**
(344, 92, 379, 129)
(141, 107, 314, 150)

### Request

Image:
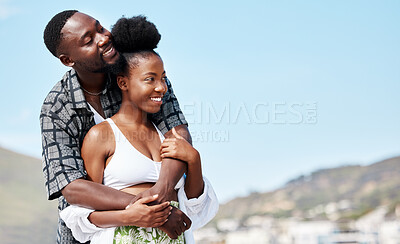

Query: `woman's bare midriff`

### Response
(120, 183, 155, 195)
(120, 183, 178, 201)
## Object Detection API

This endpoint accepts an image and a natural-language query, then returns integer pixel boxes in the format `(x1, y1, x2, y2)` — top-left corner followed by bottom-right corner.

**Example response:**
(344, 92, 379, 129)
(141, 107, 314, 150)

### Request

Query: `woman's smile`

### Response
(150, 96, 163, 104)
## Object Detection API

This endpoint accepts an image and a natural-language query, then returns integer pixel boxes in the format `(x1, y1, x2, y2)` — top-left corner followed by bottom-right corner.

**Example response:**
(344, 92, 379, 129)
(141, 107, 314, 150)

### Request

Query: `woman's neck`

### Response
(116, 101, 150, 126)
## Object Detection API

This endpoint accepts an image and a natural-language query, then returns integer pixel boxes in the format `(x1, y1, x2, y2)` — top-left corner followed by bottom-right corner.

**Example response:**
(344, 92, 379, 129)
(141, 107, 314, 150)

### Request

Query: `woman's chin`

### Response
(145, 106, 162, 114)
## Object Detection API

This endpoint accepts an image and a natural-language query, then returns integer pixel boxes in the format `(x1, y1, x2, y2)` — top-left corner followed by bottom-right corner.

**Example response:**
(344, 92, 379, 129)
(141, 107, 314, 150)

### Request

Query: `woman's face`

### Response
(120, 53, 168, 114)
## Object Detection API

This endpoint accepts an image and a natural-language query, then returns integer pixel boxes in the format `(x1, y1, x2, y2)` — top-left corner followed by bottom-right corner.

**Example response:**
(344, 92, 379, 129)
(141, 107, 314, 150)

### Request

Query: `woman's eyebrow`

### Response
(143, 71, 166, 76)
(143, 72, 157, 76)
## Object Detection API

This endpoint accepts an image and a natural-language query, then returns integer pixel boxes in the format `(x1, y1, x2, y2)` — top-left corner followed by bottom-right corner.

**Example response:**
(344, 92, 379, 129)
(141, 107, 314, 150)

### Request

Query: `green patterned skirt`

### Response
(113, 201, 185, 244)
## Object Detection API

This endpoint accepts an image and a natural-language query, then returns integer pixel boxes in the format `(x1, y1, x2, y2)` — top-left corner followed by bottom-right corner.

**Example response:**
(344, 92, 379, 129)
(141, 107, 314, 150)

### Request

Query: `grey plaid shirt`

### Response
(40, 69, 187, 243)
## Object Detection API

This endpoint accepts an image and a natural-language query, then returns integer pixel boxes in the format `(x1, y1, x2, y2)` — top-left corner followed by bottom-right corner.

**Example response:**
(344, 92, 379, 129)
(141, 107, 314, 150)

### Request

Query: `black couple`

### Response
(41, 10, 218, 244)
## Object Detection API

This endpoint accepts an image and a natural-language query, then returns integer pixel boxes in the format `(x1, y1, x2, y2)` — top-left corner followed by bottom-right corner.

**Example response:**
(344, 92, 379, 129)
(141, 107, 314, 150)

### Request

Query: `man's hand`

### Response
(158, 206, 192, 239)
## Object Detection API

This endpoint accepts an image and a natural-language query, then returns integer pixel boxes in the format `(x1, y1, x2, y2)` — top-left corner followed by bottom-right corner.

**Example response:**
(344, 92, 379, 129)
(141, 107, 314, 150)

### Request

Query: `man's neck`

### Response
(75, 70, 107, 92)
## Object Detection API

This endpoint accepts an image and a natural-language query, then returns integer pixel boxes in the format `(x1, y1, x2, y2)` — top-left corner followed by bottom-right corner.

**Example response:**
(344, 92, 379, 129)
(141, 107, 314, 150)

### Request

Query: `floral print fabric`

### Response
(113, 201, 185, 244)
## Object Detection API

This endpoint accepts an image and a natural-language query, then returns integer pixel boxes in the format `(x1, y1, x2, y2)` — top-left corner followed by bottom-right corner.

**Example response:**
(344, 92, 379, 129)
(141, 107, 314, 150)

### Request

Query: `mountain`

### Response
(215, 156, 400, 222)
(2, 145, 399, 243)
(0, 147, 58, 244)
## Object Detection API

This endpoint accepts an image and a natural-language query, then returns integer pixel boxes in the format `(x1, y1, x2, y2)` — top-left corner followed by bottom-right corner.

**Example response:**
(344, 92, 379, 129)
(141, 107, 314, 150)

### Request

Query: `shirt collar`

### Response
(63, 68, 114, 110)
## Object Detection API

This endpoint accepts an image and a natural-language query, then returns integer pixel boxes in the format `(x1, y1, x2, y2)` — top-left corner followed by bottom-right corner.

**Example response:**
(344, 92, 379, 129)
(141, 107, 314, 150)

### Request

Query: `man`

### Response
(41, 10, 191, 243)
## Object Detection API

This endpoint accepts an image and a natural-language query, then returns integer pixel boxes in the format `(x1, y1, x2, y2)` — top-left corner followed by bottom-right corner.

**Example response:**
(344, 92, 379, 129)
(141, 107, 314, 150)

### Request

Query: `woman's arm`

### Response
(80, 123, 171, 228)
(133, 125, 193, 239)
(80, 122, 112, 183)
(60, 121, 134, 210)
(160, 128, 204, 199)
(88, 194, 171, 228)
(145, 124, 191, 203)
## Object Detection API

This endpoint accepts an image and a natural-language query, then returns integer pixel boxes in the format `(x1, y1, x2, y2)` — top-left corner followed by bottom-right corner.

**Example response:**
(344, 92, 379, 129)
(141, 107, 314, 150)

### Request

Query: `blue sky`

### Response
(0, 0, 399, 203)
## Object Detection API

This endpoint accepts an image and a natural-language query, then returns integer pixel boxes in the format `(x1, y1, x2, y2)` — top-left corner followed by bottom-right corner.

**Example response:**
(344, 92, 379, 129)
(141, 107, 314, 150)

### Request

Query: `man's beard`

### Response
(94, 54, 126, 74)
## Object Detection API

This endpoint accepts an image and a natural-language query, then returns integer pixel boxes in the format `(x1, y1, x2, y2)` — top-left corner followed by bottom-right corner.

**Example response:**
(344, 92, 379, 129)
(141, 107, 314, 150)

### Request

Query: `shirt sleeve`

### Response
(59, 205, 101, 243)
(41, 110, 86, 200)
(178, 177, 219, 231)
(149, 77, 188, 135)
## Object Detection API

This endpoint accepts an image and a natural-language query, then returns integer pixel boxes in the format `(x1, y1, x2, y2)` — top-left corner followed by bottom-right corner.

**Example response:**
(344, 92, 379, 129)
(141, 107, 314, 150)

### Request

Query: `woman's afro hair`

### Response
(43, 10, 78, 57)
(111, 15, 161, 53)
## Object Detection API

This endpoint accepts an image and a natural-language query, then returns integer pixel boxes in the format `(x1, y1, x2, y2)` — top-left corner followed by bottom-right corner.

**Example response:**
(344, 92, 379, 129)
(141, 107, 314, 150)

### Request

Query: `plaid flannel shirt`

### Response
(40, 69, 187, 243)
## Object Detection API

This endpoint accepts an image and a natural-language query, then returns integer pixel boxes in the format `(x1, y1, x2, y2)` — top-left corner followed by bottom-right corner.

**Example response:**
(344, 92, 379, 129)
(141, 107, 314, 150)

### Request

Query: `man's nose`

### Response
(98, 34, 110, 47)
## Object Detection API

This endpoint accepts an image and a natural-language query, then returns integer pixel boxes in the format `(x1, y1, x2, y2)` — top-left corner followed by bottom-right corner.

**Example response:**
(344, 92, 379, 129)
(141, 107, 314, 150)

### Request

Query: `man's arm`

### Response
(61, 179, 133, 210)
(133, 125, 191, 202)
(167, 124, 192, 145)
(160, 127, 204, 199)
(149, 125, 192, 202)
(41, 113, 133, 210)
(146, 76, 192, 202)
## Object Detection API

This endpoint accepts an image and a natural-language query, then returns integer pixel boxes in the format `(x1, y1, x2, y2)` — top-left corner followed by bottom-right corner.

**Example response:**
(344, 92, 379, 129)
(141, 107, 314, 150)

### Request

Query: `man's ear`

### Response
(59, 54, 75, 67)
(117, 75, 128, 91)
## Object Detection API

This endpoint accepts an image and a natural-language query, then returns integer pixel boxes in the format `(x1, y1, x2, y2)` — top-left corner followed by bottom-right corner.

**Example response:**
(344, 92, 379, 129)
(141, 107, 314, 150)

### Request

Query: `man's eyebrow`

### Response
(79, 20, 100, 41)
(80, 31, 91, 41)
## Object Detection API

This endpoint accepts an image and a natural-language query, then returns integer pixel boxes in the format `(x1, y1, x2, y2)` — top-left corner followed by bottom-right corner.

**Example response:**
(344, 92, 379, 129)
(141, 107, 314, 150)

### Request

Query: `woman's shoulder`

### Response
(81, 119, 116, 160)
(84, 120, 114, 146)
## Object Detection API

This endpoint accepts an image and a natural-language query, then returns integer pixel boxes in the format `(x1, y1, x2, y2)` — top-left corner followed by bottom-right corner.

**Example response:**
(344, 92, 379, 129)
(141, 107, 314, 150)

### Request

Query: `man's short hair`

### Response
(43, 10, 78, 57)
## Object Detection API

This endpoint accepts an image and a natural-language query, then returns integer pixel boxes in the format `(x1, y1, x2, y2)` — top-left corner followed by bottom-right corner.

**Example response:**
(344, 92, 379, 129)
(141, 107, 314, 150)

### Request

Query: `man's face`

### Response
(59, 12, 120, 73)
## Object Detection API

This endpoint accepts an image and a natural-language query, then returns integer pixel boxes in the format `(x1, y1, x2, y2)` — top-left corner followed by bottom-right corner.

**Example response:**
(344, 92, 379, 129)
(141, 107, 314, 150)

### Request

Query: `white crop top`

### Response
(87, 103, 105, 125)
(102, 118, 184, 190)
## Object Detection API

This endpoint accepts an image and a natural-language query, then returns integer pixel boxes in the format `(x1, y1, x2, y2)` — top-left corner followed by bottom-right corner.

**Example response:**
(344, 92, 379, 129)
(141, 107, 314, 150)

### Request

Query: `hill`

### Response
(2, 146, 399, 242)
(215, 156, 400, 222)
(0, 147, 58, 244)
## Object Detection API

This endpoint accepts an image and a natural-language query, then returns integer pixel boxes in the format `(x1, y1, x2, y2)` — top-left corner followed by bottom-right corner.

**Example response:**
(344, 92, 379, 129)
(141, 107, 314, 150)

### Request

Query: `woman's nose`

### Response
(155, 80, 167, 94)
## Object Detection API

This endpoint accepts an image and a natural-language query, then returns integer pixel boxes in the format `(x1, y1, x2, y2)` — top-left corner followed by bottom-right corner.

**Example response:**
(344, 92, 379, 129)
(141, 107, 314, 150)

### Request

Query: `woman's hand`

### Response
(160, 127, 204, 199)
(123, 194, 171, 228)
(160, 127, 200, 164)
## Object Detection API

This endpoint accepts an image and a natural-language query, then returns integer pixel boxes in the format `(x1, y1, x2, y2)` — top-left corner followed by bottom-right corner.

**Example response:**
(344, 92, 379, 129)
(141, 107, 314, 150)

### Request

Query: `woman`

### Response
(60, 16, 218, 244)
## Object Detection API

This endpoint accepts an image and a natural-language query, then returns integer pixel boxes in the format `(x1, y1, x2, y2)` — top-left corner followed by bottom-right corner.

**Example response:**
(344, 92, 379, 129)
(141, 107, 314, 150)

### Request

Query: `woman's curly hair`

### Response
(112, 15, 161, 53)
(111, 15, 162, 74)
